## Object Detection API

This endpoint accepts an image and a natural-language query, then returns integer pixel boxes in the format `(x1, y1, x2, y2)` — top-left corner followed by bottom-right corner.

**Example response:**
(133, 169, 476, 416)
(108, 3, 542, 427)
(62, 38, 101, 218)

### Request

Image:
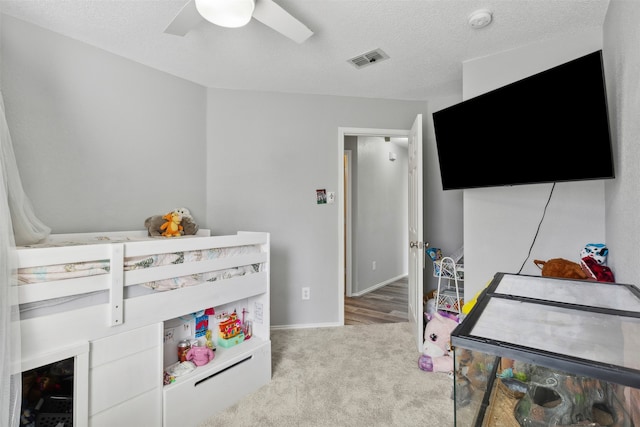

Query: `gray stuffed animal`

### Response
(144, 215, 166, 237)
(173, 207, 199, 235)
(181, 216, 199, 236)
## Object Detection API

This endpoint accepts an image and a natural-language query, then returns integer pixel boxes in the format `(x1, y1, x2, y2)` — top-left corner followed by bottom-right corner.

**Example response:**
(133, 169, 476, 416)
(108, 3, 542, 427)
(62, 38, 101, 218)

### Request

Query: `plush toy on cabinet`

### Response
(418, 311, 459, 374)
(144, 214, 166, 237)
(160, 212, 183, 237)
(145, 208, 199, 237)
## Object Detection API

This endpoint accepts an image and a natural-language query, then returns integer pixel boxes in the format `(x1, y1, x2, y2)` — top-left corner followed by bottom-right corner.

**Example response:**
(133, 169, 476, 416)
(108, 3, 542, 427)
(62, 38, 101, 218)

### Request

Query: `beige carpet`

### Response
(198, 322, 455, 426)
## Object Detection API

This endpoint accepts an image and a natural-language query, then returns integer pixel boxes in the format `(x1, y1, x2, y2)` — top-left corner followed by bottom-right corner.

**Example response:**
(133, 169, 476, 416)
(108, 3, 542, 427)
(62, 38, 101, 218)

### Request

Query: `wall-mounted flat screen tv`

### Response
(432, 50, 614, 191)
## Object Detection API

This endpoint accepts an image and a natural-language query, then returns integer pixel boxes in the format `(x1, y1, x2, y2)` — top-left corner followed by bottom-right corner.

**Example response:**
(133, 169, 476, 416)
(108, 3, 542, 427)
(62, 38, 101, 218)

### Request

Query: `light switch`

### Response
(327, 192, 336, 204)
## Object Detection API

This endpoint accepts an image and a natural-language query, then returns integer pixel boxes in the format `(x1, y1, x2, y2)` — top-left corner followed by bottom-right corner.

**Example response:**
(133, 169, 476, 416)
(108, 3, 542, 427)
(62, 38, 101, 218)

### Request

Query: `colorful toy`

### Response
(161, 212, 183, 237)
(418, 311, 459, 374)
(217, 311, 245, 347)
(186, 345, 215, 366)
(580, 243, 609, 265)
(580, 243, 615, 282)
(205, 329, 216, 350)
(581, 256, 615, 282)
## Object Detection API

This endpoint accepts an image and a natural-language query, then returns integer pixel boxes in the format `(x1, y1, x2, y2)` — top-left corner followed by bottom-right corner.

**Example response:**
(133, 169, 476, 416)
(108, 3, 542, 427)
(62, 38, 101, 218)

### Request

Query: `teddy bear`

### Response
(418, 311, 459, 374)
(161, 212, 183, 237)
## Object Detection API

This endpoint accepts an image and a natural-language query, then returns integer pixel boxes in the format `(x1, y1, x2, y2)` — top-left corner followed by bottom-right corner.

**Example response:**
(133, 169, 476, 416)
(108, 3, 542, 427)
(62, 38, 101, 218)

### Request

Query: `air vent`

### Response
(348, 48, 390, 69)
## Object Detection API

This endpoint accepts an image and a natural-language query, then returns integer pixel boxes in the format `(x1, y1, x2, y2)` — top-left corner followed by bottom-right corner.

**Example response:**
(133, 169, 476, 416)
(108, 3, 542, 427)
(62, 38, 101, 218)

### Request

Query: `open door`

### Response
(338, 122, 423, 337)
(408, 114, 425, 352)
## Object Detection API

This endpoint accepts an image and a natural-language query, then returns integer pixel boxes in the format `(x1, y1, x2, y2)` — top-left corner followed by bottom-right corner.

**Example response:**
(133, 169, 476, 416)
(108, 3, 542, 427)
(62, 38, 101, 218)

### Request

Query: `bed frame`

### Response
(15, 230, 271, 426)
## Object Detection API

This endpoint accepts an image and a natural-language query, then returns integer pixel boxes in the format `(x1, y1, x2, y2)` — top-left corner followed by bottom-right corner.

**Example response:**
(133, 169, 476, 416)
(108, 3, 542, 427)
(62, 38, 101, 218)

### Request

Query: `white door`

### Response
(408, 114, 424, 352)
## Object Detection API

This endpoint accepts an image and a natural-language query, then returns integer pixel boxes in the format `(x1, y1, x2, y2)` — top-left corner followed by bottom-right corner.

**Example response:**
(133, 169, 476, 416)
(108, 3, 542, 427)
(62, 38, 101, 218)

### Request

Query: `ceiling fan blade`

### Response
(252, 0, 313, 44)
(164, 0, 204, 36)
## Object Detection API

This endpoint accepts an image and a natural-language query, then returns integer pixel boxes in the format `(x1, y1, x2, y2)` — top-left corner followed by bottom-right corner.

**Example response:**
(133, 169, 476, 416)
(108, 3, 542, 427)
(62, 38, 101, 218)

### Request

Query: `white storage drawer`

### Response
(163, 339, 271, 427)
(89, 323, 162, 421)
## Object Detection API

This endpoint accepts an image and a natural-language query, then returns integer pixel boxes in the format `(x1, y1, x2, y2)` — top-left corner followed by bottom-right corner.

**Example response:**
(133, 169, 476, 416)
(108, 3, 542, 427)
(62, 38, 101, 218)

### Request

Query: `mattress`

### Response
(18, 237, 262, 291)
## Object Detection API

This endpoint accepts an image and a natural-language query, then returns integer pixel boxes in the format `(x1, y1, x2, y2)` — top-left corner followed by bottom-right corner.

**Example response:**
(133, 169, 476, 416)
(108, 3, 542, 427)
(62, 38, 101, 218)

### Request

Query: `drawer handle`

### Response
(194, 355, 253, 387)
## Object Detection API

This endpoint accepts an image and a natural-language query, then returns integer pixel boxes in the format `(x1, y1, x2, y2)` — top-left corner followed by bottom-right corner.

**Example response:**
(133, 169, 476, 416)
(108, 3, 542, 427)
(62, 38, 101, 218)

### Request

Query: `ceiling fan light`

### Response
(195, 0, 255, 28)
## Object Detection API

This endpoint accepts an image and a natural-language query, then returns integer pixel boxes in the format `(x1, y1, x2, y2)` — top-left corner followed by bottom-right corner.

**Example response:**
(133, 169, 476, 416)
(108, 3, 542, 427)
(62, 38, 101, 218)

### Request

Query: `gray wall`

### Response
(1, 15, 207, 232)
(0, 12, 470, 328)
(603, 0, 640, 286)
(205, 89, 426, 327)
(353, 136, 408, 295)
(423, 94, 464, 294)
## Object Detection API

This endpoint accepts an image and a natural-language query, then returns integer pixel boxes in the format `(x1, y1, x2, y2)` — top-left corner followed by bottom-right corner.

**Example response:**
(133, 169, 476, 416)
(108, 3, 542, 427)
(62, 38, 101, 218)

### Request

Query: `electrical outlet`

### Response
(372, 261, 376, 270)
(302, 287, 310, 300)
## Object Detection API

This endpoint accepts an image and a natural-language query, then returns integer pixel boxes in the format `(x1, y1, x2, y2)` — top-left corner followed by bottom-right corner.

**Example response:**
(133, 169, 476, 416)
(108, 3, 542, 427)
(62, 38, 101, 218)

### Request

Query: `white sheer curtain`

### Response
(0, 91, 51, 427)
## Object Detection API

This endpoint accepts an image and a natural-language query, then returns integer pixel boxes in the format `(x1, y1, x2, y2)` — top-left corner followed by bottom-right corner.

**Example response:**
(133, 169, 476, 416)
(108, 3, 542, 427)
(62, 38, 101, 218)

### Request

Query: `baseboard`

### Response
(350, 274, 407, 297)
(271, 322, 341, 331)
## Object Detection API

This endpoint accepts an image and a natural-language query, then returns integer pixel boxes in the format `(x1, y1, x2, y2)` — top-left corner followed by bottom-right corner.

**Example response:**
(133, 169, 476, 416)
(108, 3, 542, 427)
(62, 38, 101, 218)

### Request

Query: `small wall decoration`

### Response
(316, 189, 327, 204)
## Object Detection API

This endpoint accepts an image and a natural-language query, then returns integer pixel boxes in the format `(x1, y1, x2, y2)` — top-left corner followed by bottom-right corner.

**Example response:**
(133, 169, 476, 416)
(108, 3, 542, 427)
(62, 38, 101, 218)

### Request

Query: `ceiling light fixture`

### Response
(195, 0, 255, 28)
(468, 9, 493, 29)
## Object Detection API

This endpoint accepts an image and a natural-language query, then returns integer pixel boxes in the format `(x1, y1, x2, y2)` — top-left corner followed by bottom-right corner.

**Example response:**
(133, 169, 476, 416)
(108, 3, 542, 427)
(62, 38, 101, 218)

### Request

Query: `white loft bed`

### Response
(15, 229, 271, 427)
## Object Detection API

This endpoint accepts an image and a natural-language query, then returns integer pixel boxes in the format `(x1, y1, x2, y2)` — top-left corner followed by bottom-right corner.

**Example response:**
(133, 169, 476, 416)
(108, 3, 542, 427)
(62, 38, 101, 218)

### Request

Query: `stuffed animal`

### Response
(161, 212, 183, 237)
(581, 257, 615, 282)
(579, 243, 615, 282)
(418, 311, 459, 374)
(181, 216, 199, 235)
(173, 207, 193, 221)
(533, 258, 588, 280)
(581, 243, 609, 265)
(144, 215, 166, 237)
(171, 207, 199, 235)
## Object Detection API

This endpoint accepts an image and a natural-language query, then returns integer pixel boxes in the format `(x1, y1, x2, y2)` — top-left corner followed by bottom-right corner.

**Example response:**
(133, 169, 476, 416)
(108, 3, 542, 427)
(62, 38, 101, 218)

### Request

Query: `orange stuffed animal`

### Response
(160, 212, 183, 237)
(533, 258, 588, 280)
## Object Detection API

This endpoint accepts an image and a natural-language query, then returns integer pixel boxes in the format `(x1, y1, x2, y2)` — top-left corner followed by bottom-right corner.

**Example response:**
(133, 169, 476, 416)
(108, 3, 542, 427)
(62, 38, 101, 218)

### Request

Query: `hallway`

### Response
(344, 278, 408, 325)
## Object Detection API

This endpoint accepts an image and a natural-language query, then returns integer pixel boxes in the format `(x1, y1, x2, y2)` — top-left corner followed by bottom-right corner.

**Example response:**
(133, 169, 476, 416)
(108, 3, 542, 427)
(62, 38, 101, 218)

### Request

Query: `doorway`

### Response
(337, 127, 412, 327)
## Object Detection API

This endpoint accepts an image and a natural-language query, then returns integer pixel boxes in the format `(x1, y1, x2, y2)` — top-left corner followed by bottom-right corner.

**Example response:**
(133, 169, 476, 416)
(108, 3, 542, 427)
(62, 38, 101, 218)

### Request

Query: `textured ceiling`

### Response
(0, 0, 610, 101)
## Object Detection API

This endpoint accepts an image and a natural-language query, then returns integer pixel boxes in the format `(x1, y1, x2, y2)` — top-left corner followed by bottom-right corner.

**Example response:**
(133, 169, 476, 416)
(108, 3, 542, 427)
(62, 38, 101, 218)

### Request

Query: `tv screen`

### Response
(433, 50, 614, 191)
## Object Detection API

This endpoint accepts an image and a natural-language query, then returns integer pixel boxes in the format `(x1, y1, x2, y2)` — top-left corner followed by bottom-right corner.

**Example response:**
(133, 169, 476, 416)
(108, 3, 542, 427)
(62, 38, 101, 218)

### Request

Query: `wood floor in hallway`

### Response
(344, 277, 408, 325)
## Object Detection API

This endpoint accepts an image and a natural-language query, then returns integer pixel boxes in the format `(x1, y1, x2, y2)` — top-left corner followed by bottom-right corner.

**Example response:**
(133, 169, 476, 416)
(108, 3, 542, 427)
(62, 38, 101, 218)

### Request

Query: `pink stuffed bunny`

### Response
(186, 345, 215, 366)
(418, 311, 459, 373)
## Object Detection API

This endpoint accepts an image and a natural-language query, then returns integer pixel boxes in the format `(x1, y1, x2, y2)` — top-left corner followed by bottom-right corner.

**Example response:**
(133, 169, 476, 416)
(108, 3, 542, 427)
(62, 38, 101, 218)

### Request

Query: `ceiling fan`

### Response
(164, 0, 313, 44)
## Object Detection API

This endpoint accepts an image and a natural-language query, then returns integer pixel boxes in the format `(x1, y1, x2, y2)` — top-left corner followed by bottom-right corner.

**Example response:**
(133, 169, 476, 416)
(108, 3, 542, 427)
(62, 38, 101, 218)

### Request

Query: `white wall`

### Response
(462, 29, 607, 299)
(353, 136, 407, 295)
(1, 15, 207, 232)
(602, 0, 640, 287)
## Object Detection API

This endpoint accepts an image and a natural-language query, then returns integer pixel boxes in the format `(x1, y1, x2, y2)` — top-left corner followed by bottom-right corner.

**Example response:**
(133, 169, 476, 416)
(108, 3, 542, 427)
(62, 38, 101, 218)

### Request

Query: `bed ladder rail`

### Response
(110, 243, 124, 326)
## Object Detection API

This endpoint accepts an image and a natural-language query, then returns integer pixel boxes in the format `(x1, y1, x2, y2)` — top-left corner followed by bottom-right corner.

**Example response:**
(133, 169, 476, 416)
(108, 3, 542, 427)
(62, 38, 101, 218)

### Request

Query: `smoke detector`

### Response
(468, 9, 492, 29)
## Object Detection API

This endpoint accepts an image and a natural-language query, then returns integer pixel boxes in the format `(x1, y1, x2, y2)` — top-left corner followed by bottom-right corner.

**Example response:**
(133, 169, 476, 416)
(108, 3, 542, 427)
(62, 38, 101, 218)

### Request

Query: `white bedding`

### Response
(18, 239, 263, 291)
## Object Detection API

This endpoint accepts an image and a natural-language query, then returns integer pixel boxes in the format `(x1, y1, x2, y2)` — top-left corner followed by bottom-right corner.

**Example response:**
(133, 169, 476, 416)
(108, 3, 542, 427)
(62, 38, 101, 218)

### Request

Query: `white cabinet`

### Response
(161, 271, 271, 426)
(89, 323, 163, 426)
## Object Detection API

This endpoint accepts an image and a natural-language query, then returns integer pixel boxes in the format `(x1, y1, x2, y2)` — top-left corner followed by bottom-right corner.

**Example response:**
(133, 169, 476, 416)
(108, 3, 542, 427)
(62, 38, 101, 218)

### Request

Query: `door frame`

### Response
(344, 149, 353, 298)
(338, 127, 411, 326)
